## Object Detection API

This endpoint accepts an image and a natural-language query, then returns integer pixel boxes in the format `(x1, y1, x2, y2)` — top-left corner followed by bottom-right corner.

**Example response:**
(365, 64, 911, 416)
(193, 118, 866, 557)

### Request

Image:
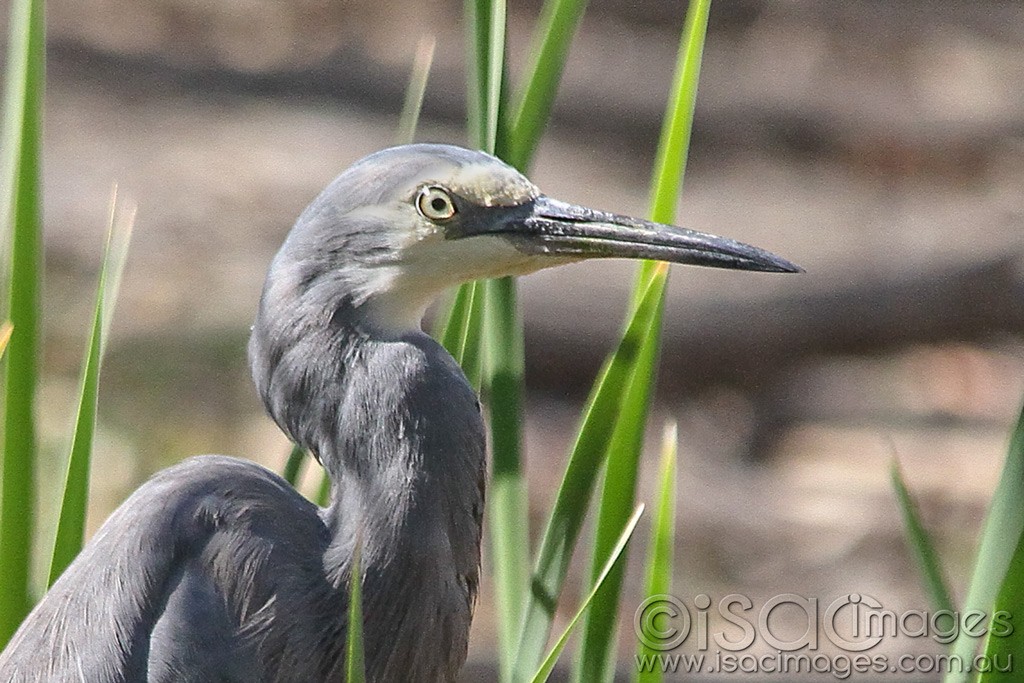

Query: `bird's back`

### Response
(0, 455, 337, 683)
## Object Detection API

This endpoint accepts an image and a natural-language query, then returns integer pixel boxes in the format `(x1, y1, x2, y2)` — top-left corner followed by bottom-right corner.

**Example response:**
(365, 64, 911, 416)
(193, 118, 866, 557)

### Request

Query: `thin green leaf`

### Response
(485, 1, 506, 155)
(648, 0, 709, 223)
(438, 281, 486, 390)
(461, 6, 532, 678)
(282, 443, 307, 487)
(438, 283, 472, 358)
(505, 0, 589, 170)
(464, 0, 506, 153)
(635, 422, 678, 683)
(946, 401, 1024, 683)
(316, 466, 332, 508)
(572, 2, 709, 675)
(48, 193, 135, 587)
(464, 0, 486, 150)
(483, 276, 530, 679)
(0, 0, 45, 646)
(512, 271, 666, 679)
(978, 528, 1024, 682)
(890, 458, 954, 614)
(395, 36, 436, 146)
(98, 188, 132, 344)
(458, 12, 591, 661)
(575, 269, 666, 682)
(531, 504, 645, 683)
(345, 531, 366, 683)
(461, 283, 487, 391)
(634, 0, 711, 304)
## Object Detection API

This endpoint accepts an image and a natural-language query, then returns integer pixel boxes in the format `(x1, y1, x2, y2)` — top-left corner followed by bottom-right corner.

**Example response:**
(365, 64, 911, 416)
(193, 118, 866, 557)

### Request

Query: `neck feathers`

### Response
(249, 281, 486, 571)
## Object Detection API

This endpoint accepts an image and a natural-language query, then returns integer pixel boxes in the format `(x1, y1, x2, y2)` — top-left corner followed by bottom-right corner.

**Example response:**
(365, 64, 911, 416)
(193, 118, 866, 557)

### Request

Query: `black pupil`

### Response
(431, 196, 448, 213)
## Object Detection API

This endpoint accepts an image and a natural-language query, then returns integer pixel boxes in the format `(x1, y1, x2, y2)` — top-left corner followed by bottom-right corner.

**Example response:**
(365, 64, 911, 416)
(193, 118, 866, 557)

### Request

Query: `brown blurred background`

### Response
(9, 0, 1024, 679)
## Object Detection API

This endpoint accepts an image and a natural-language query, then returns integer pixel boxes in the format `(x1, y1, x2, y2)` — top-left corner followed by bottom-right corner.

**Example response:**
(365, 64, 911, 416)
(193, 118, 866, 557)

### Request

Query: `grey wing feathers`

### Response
(0, 455, 331, 683)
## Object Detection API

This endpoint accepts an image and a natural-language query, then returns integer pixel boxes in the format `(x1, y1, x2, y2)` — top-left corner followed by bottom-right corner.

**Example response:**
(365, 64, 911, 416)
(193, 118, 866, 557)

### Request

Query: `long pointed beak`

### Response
(504, 196, 802, 273)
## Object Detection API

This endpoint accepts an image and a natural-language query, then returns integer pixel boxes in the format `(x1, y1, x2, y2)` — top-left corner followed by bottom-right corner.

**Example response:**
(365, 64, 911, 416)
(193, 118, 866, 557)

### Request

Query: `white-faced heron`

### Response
(0, 144, 799, 682)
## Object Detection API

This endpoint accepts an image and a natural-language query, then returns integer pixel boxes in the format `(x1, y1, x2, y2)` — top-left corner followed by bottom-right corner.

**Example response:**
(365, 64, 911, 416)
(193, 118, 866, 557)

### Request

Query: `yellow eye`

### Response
(417, 186, 457, 222)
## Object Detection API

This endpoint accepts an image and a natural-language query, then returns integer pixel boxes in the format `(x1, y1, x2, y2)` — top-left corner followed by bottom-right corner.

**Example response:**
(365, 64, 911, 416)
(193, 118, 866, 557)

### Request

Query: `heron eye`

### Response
(417, 186, 457, 222)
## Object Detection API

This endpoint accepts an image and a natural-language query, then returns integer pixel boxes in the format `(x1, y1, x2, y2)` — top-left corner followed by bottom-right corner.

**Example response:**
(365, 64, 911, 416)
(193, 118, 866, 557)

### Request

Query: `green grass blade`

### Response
(485, 1, 507, 155)
(281, 443, 307, 487)
(439, 0, 493, 387)
(635, 422, 678, 683)
(345, 531, 366, 683)
(461, 282, 488, 390)
(505, 0, 589, 170)
(483, 276, 530, 679)
(464, 0, 487, 150)
(946, 401, 1024, 683)
(47, 194, 134, 587)
(434, 13, 489, 384)
(634, 0, 711, 303)
(0, 0, 40, 249)
(530, 504, 645, 683)
(648, 0, 709, 223)
(396, 36, 436, 146)
(437, 283, 473, 355)
(575, 271, 666, 682)
(889, 458, 954, 614)
(570, 3, 709, 676)
(487, 0, 599, 643)
(461, 5, 533, 678)
(978, 529, 1024, 682)
(512, 271, 666, 679)
(465, 0, 506, 153)
(315, 466, 332, 508)
(464, 0, 599, 666)
(437, 281, 486, 390)
(98, 191, 132, 345)
(0, 0, 45, 646)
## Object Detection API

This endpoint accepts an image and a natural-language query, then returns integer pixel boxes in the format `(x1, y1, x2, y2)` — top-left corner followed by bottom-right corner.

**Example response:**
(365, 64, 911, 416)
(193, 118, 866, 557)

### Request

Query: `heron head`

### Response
(266, 143, 800, 333)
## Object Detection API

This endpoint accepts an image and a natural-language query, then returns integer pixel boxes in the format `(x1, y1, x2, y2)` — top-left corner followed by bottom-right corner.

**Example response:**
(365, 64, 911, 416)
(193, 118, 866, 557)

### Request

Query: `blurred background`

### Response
(9, 0, 1024, 678)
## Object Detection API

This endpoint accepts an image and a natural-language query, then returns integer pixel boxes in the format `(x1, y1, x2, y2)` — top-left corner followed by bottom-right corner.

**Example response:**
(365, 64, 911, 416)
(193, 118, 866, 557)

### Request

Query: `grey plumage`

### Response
(0, 144, 798, 682)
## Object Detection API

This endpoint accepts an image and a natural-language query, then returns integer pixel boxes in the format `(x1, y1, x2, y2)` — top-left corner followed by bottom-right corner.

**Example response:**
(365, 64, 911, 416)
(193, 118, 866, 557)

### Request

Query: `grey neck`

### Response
(249, 290, 486, 585)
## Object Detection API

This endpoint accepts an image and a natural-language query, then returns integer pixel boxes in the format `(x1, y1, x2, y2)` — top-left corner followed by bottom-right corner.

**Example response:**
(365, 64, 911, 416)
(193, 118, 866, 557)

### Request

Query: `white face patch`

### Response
(402, 234, 550, 282)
